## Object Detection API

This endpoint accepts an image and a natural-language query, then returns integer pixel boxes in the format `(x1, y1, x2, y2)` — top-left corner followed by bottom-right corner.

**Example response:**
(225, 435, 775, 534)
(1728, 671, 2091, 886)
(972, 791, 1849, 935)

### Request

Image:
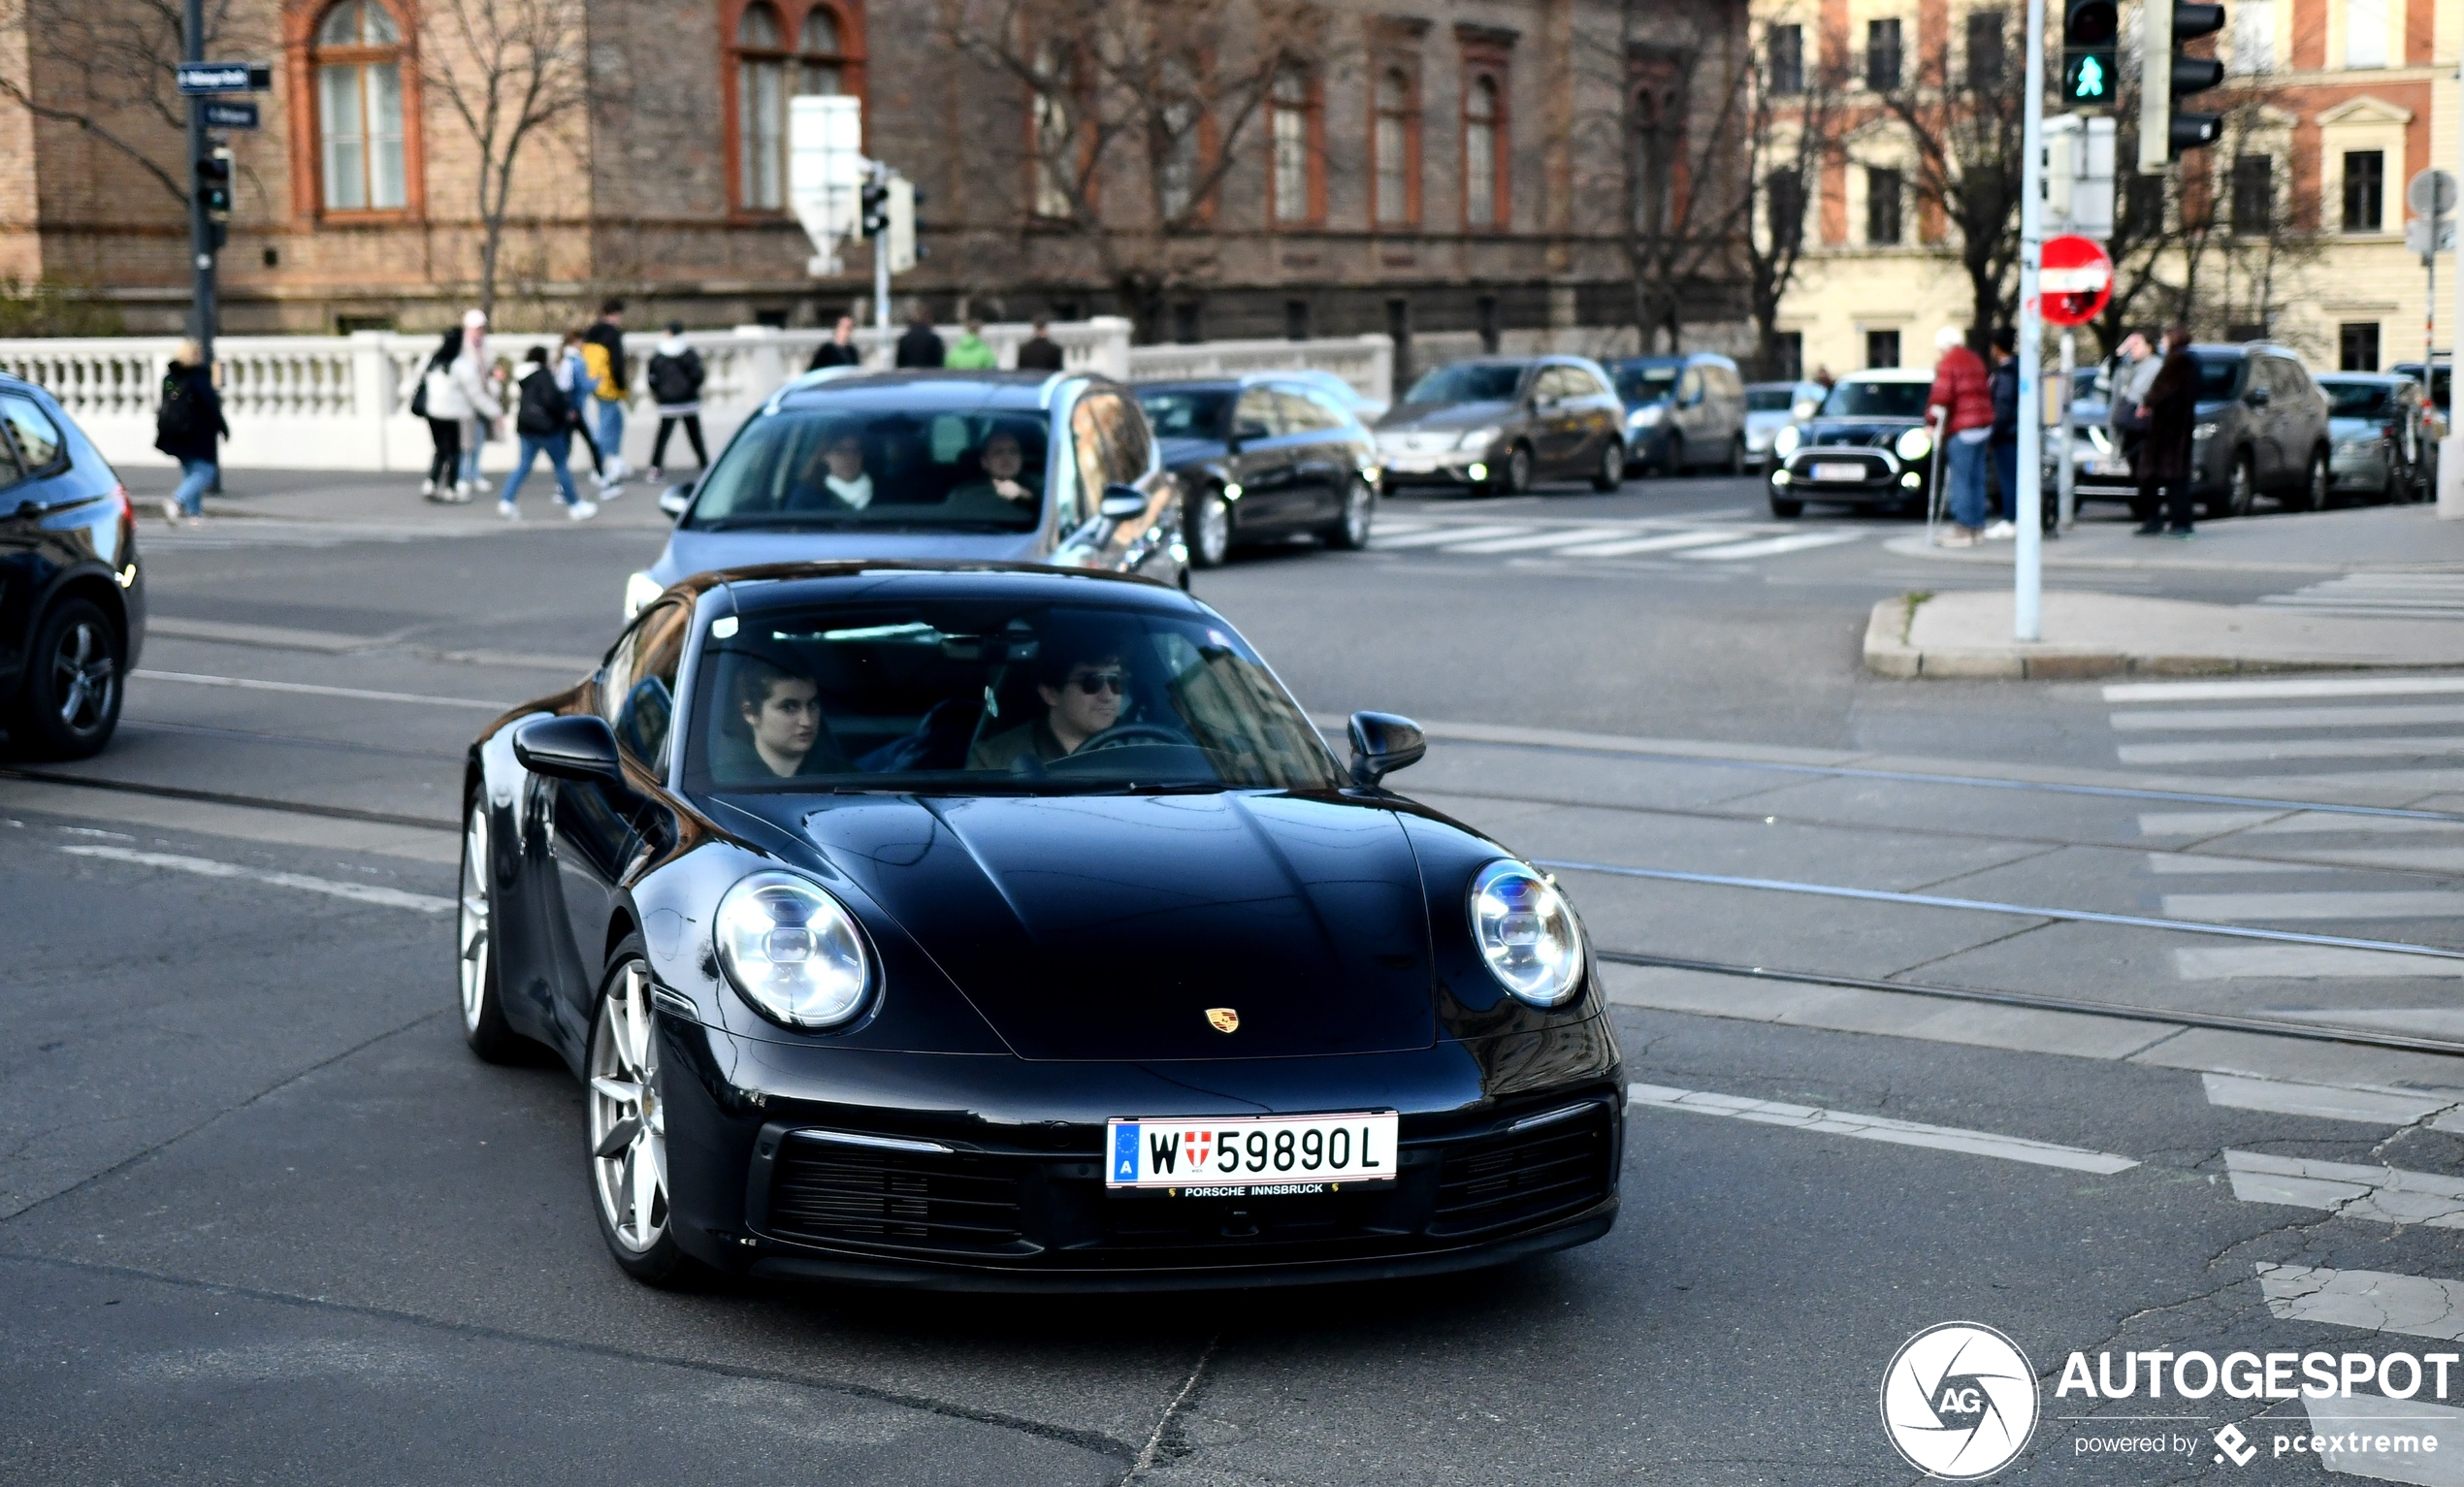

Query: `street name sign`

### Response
(176, 62, 272, 94)
(202, 101, 259, 130)
(2040, 235, 2113, 327)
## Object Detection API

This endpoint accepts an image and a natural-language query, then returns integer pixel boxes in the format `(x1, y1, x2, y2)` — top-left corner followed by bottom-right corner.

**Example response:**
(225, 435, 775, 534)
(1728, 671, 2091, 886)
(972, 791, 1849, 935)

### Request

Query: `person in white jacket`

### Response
(418, 329, 466, 501)
(446, 309, 504, 500)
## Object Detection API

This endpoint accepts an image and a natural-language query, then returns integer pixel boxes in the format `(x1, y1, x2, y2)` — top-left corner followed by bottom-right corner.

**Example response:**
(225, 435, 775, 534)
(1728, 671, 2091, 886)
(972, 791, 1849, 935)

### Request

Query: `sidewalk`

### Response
(1882, 501, 2464, 575)
(118, 466, 679, 533)
(1865, 588, 2464, 678)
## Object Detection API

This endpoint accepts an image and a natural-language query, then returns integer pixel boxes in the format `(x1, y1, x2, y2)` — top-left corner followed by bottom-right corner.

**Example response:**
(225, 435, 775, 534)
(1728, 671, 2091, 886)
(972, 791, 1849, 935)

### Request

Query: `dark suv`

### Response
(2181, 344, 2332, 518)
(1134, 375, 1377, 568)
(0, 373, 141, 759)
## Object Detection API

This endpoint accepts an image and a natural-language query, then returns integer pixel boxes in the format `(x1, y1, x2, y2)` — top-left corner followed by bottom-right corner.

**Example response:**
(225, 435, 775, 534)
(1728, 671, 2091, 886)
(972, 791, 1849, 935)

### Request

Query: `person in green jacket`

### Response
(945, 316, 998, 371)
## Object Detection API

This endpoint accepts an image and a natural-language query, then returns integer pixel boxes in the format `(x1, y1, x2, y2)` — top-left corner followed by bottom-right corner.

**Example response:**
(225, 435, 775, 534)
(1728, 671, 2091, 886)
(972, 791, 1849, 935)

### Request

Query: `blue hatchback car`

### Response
(0, 372, 143, 759)
(627, 370, 1186, 618)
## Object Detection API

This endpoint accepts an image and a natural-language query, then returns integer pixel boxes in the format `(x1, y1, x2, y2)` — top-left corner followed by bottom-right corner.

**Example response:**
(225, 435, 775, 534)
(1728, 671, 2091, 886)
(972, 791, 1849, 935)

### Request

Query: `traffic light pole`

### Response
(871, 160, 892, 366)
(182, 0, 215, 369)
(2014, 0, 2048, 642)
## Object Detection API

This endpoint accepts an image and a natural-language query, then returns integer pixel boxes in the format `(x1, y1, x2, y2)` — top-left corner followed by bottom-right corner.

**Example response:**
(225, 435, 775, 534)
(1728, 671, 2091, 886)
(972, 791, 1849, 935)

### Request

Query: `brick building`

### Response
(0, 0, 1753, 361)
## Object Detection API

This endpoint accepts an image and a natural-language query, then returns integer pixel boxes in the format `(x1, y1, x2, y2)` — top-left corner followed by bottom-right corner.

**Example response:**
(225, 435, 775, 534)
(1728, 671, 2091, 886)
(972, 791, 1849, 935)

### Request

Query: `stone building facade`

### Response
(0, 0, 1753, 363)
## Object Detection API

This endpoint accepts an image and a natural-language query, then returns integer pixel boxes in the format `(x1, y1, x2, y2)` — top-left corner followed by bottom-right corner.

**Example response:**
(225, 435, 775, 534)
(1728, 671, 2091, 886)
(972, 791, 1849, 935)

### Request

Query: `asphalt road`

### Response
(5, 469, 2462, 1484)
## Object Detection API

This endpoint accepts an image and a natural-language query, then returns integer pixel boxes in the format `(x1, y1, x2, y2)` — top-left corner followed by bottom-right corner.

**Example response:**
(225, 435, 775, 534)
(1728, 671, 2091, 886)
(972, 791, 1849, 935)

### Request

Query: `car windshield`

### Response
(687, 598, 1343, 795)
(2320, 380, 2393, 417)
(1403, 363, 1526, 404)
(1611, 365, 1681, 403)
(1137, 390, 1232, 439)
(2191, 356, 2244, 402)
(687, 406, 1048, 533)
(1744, 386, 1796, 412)
(1820, 380, 1931, 418)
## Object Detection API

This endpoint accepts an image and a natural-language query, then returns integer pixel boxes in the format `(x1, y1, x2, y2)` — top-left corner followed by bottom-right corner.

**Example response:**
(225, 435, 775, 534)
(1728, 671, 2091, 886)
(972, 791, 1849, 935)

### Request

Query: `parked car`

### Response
(2042, 364, 2137, 507)
(627, 370, 1183, 619)
(1133, 376, 1378, 568)
(2176, 343, 2332, 518)
(1766, 370, 1938, 518)
(0, 373, 142, 760)
(2392, 358, 2451, 443)
(1372, 357, 1627, 496)
(460, 561, 1623, 1287)
(2318, 373, 2431, 503)
(1605, 353, 1747, 476)
(1741, 380, 1826, 472)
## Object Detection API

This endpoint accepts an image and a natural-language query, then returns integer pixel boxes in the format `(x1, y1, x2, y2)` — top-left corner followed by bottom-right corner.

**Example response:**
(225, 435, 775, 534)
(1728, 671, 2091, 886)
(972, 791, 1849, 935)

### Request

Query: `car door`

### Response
(2250, 359, 2290, 488)
(1565, 363, 1622, 467)
(1227, 385, 1304, 529)
(0, 413, 38, 687)
(1670, 367, 1707, 468)
(1274, 385, 1347, 522)
(1530, 367, 1585, 472)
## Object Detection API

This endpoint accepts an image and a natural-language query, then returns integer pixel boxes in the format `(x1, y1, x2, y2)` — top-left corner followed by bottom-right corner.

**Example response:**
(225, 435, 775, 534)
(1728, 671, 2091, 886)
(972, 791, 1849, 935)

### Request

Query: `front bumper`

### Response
(657, 1013, 1626, 1291)
(1771, 445, 1929, 503)
(1377, 446, 1500, 487)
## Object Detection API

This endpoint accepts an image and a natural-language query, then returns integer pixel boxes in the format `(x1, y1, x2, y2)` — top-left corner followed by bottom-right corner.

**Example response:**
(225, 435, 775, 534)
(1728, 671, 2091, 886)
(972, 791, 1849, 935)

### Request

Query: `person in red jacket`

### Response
(1927, 324, 1994, 546)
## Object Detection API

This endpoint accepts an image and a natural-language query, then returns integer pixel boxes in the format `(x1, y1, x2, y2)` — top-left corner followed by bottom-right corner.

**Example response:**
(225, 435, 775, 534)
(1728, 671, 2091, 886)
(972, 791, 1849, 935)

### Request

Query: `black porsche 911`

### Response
(460, 562, 1623, 1290)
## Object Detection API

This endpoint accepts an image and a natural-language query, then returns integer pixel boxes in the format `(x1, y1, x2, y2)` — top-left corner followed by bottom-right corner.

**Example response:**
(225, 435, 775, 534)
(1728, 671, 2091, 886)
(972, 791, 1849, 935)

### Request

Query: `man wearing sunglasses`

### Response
(969, 636, 1130, 771)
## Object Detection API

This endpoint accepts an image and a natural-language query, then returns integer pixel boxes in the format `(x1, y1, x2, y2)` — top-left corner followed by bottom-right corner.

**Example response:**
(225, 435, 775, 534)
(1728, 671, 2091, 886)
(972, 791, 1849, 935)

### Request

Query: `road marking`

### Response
(2248, 814, 2464, 836)
(2113, 703, 2464, 731)
(1439, 525, 1639, 554)
(59, 844, 453, 913)
(2177, 946, 2464, 980)
(133, 669, 511, 710)
(2259, 1264, 2464, 1343)
(1548, 529, 1746, 558)
(1370, 523, 1534, 549)
(1677, 530, 1867, 561)
(2160, 891, 2464, 921)
(1626, 1082, 2139, 1173)
(2118, 736, 2464, 765)
(2223, 1148, 2464, 1228)
(2202, 1074, 2464, 1126)
(2138, 810, 2284, 836)
(2103, 675, 2464, 703)
(2144, 853, 2310, 874)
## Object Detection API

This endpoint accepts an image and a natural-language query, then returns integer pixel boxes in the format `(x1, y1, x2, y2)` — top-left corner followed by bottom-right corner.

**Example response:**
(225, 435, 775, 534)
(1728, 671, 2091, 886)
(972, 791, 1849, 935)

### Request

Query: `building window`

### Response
(2343, 0, 2387, 68)
(2123, 174, 2167, 236)
(1966, 12, 2004, 89)
(1476, 294, 1500, 352)
(1464, 74, 1504, 228)
(2231, 154, 2273, 235)
(731, 3, 847, 212)
(1768, 25, 1804, 94)
(1156, 55, 1201, 222)
(1867, 19, 1902, 90)
(1866, 329, 1900, 369)
(313, 1, 405, 212)
(1269, 66, 1316, 225)
(1373, 66, 1418, 227)
(1171, 301, 1203, 344)
(1767, 169, 1806, 250)
(1633, 81, 1681, 232)
(1772, 332, 1804, 381)
(2230, 0, 2274, 72)
(1031, 44, 1077, 219)
(1865, 167, 1902, 244)
(2342, 150, 2384, 231)
(1284, 300, 1311, 340)
(2340, 322, 2382, 371)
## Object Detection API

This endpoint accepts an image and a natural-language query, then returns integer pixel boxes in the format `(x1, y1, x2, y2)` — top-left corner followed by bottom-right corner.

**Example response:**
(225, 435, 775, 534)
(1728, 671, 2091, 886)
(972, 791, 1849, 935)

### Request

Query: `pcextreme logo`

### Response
(1881, 1322, 2042, 1480)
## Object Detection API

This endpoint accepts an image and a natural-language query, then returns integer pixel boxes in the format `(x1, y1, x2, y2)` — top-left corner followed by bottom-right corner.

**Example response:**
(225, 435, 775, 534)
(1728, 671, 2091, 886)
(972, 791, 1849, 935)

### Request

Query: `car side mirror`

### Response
(1099, 484, 1148, 520)
(659, 482, 692, 519)
(1347, 710, 1425, 789)
(2246, 386, 2271, 406)
(513, 715, 625, 786)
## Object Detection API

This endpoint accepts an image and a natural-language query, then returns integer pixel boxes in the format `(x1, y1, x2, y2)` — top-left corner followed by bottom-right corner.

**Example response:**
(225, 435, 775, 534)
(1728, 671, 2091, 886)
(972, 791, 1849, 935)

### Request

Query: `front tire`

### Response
(1591, 438, 1625, 493)
(458, 795, 526, 1061)
(1725, 436, 1746, 476)
(2212, 452, 2256, 520)
(1324, 477, 1374, 550)
(1501, 443, 1533, 496)
(8, 598, 122, 760)
(1187, 485, 1231, 568)
(589, 947, 700, 1286)
(2288, 447, 2327, 512)
(1768, 493, 1803, 518)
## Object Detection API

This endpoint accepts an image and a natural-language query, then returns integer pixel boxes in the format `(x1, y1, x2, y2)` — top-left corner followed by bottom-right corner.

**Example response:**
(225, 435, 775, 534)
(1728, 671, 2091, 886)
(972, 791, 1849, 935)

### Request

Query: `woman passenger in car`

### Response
(715, 657, 848, 779)
(792, 432, 874, 510)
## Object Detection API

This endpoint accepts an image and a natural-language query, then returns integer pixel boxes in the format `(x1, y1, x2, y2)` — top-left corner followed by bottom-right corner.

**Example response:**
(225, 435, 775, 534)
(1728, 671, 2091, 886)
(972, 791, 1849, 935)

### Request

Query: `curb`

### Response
(1859, 597, 2464, 680)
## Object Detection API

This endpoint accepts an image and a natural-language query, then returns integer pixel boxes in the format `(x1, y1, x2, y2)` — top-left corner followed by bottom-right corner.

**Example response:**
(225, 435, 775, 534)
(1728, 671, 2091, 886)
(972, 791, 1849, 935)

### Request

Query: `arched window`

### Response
(1373, 67, 1416, 227)
(799, 9, 845, 95)
(313, 0, 405, 211)
(1030, 43, 1078, 219)
(733, 4, 847, 210)
(1156, 55, 1201, 222)
(1269, 66, 1315, 225)
(1463, 75, 1501, 228)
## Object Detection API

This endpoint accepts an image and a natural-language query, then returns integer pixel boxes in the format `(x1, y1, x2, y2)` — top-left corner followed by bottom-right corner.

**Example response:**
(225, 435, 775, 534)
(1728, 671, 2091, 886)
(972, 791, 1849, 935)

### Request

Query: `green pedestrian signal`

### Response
(2062, 0, 2119, 113)
(2067, 51, 2110, 102)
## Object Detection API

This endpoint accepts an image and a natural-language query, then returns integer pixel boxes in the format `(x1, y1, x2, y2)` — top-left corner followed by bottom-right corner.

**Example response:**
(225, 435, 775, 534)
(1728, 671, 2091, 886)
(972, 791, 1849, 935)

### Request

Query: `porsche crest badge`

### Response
(1205, 1007, 1240, 1034)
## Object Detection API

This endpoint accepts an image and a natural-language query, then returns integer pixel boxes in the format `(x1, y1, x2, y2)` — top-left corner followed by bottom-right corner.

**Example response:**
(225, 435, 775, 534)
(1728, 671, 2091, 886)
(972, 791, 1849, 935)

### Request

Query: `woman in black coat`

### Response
(2135, 328, 2199, 536)
(154, 339, 230, 522)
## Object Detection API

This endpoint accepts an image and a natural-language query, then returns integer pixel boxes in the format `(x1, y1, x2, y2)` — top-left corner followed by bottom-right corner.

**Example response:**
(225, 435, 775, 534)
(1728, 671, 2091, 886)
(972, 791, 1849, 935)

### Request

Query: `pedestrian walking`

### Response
(809, 314, 861, 371)
(1925, 325, 1994, 546)
(894, 305, 945, 369)
(581, 297, 632, 487)
(2135, 326, 2200, 538)
(556, 330, 606, 481)
(448, 310, 504, 499)
(500, 346, 596, 522)
(413, 329, 463, 502)
(645, 322, 707, 484)
(153, 339, 228, 525)
(1985, 327, 2021, 539)
(945, 315, 997, 370)
(1014, 316, 1064, 372)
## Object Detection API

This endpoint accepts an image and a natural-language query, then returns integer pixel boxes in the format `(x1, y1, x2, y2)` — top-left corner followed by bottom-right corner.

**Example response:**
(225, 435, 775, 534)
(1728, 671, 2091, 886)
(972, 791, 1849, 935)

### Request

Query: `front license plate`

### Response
(1106, 1113, 1399, 1191)
(2090, 457, 2130, 475)
(1811, 462, 1867, 482)
(1384, 455, 1438, 473)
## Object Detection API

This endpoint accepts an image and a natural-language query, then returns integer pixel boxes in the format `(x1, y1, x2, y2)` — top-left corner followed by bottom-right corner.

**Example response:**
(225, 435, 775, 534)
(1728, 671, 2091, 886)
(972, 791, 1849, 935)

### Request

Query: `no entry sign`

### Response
(2040, 235, 2113, 327)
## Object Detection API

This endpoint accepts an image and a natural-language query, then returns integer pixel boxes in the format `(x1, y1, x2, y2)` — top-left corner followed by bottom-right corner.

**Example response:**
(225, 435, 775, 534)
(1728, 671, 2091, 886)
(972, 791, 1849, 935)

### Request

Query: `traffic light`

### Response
(859, 178, 889, 238)
(2061, 0, 2118, 111)
(2137, 1, 2226, 171)
(195, 146, 233, 221)
(886, 177, 918, 274)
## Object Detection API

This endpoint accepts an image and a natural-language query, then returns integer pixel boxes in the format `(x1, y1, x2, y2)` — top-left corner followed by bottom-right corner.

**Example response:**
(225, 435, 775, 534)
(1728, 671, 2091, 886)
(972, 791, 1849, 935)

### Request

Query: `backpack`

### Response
(155, 373, 197, 444)
(580, 340, 621, 403)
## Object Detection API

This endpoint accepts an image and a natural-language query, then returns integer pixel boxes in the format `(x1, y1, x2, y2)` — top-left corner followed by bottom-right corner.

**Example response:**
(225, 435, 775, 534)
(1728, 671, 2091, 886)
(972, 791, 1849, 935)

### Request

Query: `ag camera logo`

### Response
(1881, 1322, 2041, 1479)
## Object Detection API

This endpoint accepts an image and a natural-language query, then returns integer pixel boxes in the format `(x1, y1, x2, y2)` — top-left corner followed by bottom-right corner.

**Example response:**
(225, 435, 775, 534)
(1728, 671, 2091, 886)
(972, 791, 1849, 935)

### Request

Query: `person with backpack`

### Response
(413, 329, 465, 502)
(447, 310, 504, 500)
(556, 329, 606, 484)
(645, 322, 707, 484)
(500, 345, 595, 522)
(580, 297, 632, 488)
(154, 339, 229, 523)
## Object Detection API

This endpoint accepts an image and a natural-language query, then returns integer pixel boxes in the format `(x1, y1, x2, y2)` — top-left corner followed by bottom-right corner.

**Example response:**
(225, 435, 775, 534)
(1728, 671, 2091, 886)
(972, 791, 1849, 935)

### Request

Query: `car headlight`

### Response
(714, 871, 872, 1028)
(623, 570, 664, 621)
(1773, 425, 1801, 458)
(1792, 400, 1820, 421)
(2193, 422, 2218, 441)
(1457, 426, 1502, 451)
(1468, 860, 1583, 1008)
(1627, 404, 1665, 427)
(1895, 428, 1933, 461)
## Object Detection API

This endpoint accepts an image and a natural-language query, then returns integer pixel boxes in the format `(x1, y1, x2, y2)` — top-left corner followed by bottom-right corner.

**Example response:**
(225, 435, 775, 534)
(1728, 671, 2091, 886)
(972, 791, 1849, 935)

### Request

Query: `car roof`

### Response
(773, 369, 1080, 413)
(1606, 352, 1737, 370)
(655, 560, 1186, 616)
(1836, 369, 1934, 383)
(2318, 372, 2410, 384)
(1136, 374, 1339, 394)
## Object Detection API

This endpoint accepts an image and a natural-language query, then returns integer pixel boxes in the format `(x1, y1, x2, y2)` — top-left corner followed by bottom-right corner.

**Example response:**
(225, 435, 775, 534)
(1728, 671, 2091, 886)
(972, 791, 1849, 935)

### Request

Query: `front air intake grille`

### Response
(1427, 1104, 1614, 1240)
(767, 1140, 1028, 1254)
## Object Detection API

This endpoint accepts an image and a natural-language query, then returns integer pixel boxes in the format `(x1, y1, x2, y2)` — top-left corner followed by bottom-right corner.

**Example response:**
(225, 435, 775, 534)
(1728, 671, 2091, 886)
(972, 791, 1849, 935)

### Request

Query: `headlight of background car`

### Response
(2193, 422, 2218, 441)
(623, 570, 665, 622)
(715, 871, 872, 1028)
(1895, 428, 1933, 461)
(1457, 426, 1503, 451)
(1627, 404, 1665, 427)
(1468, 860, 1583, 1008)
(1772, 425, 1801, 458)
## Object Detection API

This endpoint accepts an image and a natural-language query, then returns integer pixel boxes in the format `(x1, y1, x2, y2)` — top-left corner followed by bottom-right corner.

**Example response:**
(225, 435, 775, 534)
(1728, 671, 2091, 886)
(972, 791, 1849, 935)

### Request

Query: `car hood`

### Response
(1156, 435, 1228, 469)
(741, 790, 1439, 1061)
(1376, 401, 1516, 435)
(652, 525, 1046, 584)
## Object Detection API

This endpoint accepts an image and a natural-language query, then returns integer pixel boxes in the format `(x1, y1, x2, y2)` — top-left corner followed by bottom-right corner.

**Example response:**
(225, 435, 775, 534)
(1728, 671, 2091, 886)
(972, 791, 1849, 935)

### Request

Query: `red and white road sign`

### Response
(2039, 235, 2113, 327)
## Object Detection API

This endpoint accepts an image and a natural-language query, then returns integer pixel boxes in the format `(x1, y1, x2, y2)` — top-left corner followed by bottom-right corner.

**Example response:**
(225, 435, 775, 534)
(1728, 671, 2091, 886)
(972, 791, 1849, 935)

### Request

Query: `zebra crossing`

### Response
(2254, 571, 2464, 621)
(1368, 514, 1872, 566)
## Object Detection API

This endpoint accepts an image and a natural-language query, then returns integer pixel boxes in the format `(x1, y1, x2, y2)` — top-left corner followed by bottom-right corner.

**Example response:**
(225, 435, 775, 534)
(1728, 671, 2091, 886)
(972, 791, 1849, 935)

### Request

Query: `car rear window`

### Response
(1744, 387, 1795, 412)
(2320, 381, 2393, 417)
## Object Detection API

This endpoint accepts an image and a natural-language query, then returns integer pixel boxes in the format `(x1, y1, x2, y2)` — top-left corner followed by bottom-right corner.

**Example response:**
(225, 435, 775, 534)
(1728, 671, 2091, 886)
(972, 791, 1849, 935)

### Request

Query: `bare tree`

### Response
(935, 0, 1318, 339)
(420, 0, 589, 319)
(1739, 13, 1847, 377)
(0, 0, 264, 208)
(1873, 1, 2027, 344)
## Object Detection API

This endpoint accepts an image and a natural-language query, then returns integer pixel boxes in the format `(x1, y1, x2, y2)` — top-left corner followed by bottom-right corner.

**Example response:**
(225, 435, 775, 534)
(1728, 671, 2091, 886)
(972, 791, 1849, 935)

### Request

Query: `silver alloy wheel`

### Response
(2228, 456, 2253, 517)
(1506, 445, 1532, 494)
(589, 962, 667, 1254)
(458, 803, 491, 1033)
(2307, 451, 2329, 510)
(1194, 488, 1231, 566)
(1342, 480, 1372, 545)
(50, 617, 115, 731)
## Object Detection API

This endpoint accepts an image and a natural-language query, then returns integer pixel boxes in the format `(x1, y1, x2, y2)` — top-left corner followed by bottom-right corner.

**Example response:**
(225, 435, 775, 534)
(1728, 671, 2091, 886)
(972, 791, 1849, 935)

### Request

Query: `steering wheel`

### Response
(1074, 722, 1189, 753)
